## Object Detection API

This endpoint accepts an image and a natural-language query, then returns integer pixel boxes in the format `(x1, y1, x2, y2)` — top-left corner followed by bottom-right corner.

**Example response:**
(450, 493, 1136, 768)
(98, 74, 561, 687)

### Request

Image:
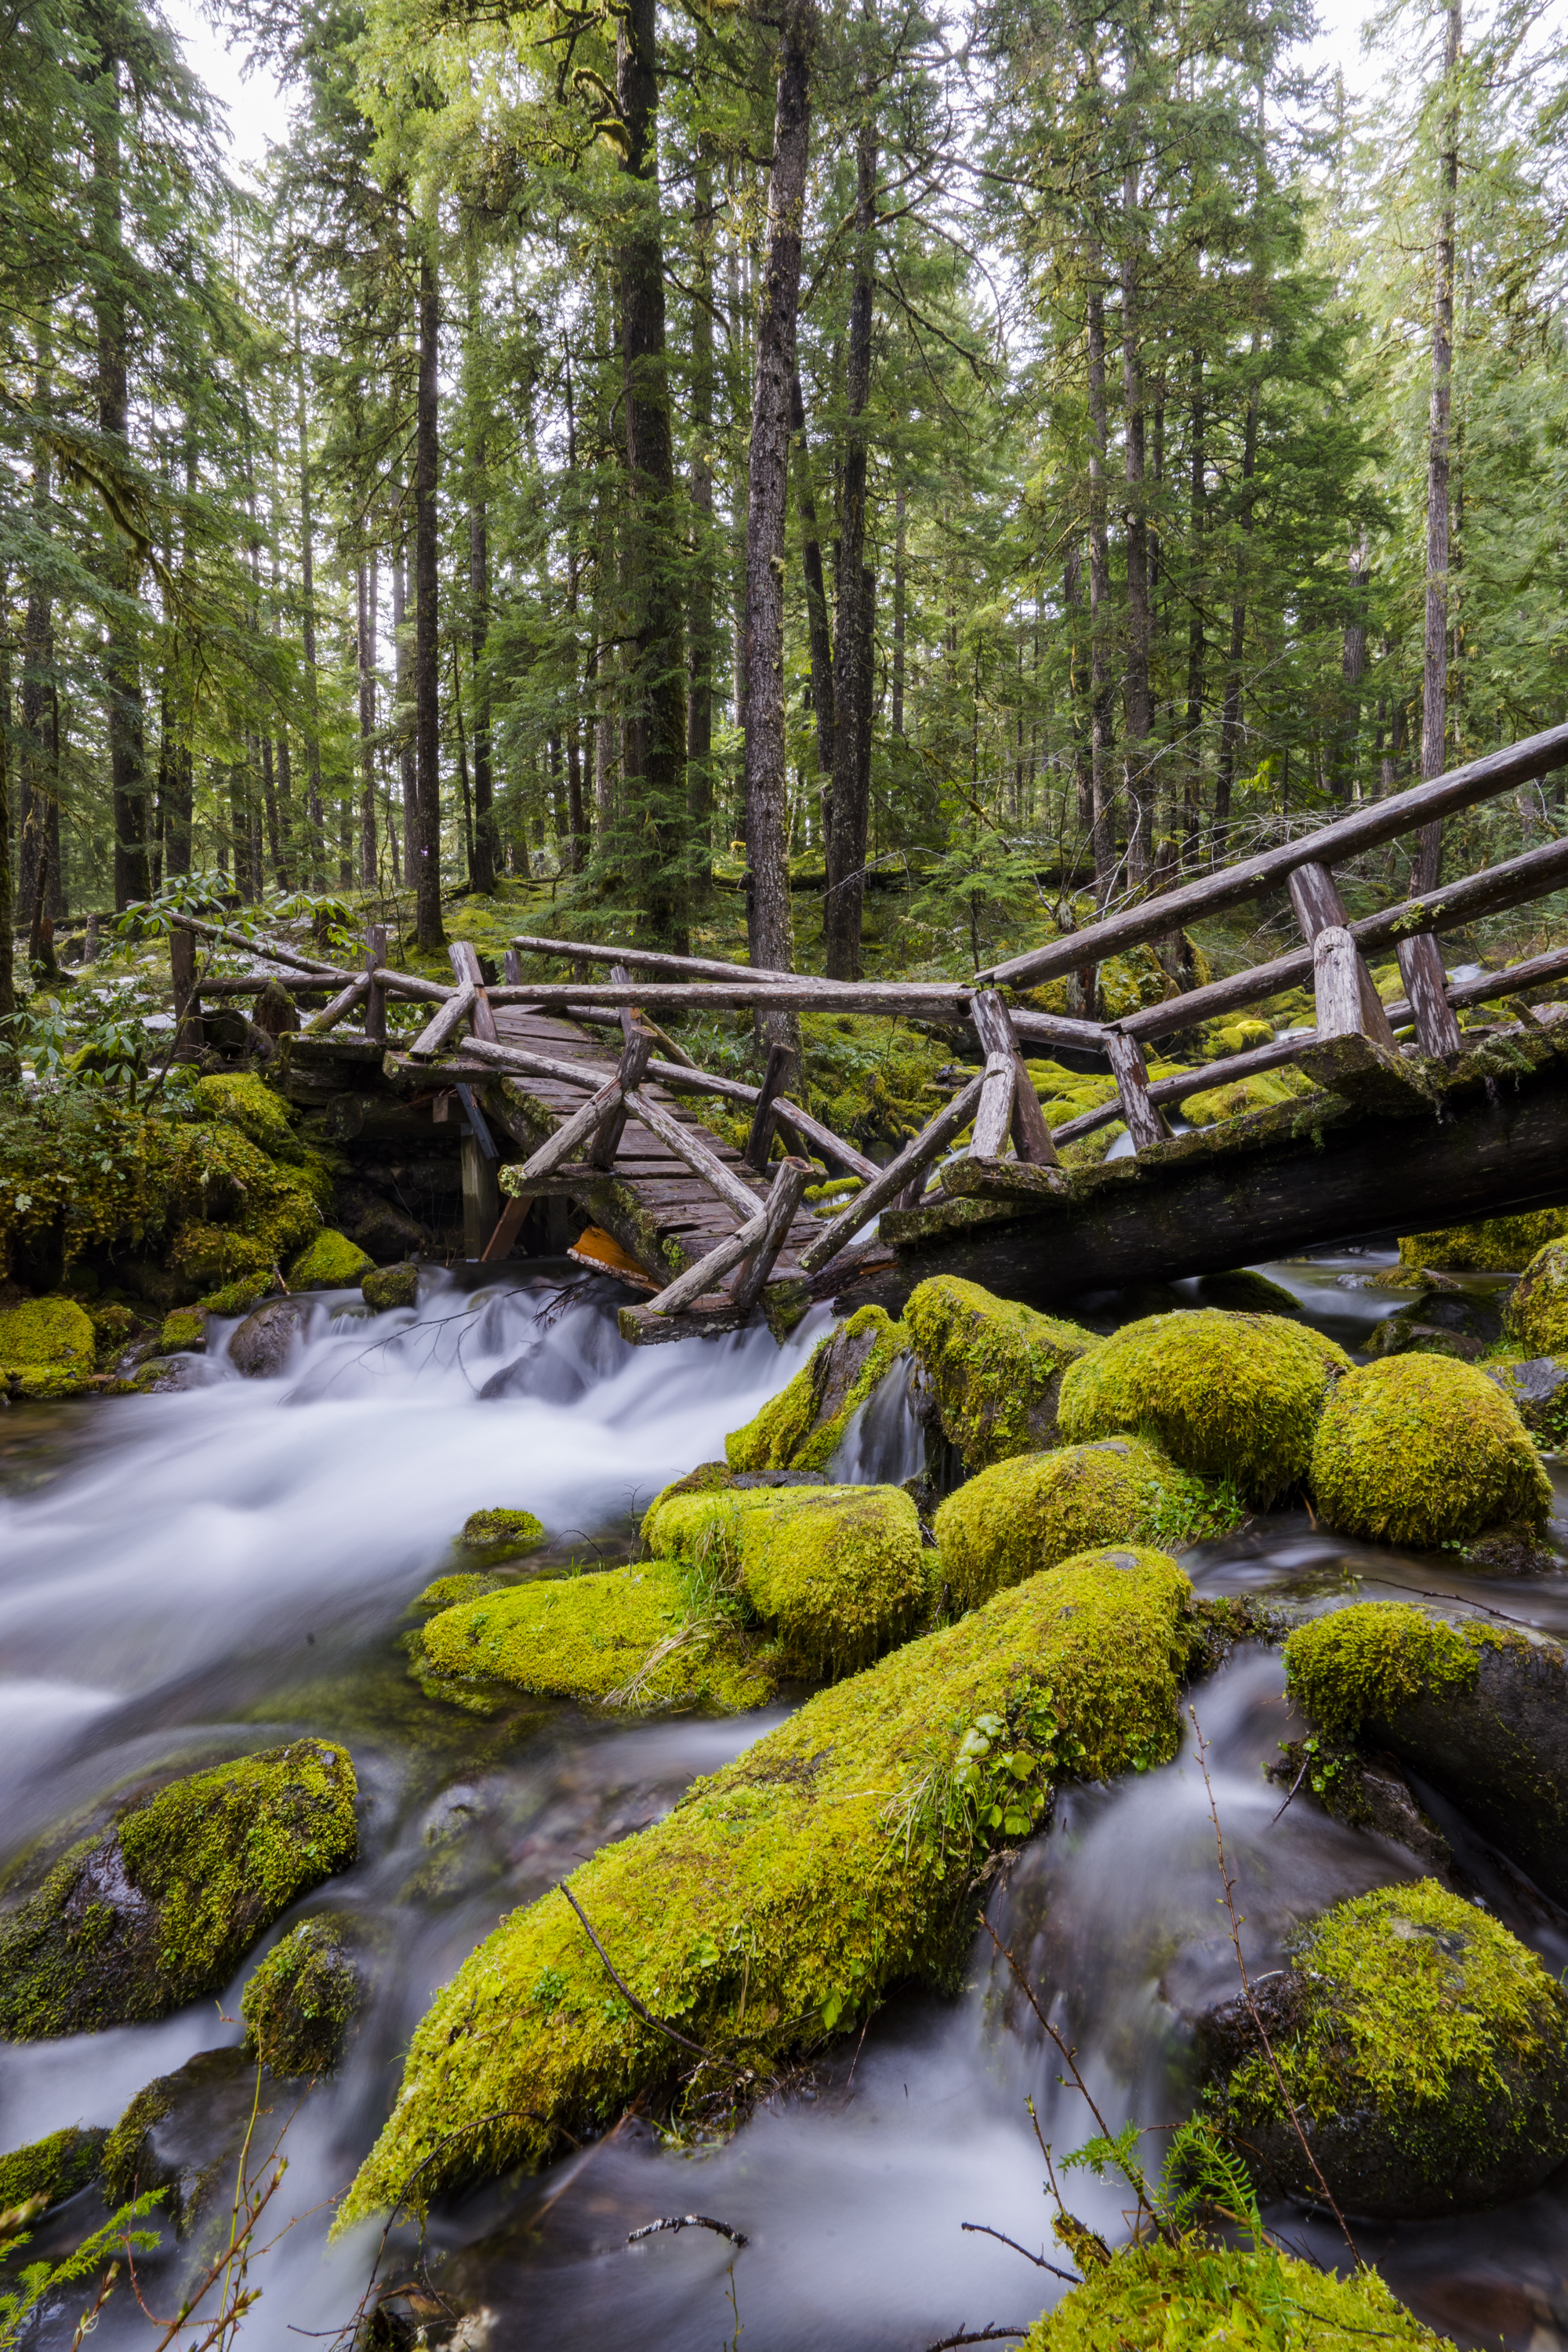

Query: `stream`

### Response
(2, 1255, 1566, 2350)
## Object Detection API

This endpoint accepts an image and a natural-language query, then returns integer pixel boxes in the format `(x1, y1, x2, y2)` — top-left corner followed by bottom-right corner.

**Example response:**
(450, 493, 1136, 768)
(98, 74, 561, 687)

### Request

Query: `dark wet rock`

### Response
(1268, 1740, 1455, 1877)
(1200, 1878, 1568, 2217)
(362, 1260, 419, 1312)
(346, 1193, 427, 1265)
(100, 2047, 279, 2232)
(241, 1916, 361, 2078)
(228, 1298, 307, 1378)
(1365, 1287, 1503, 1363)
(477, 1346, 590, 1404)
(0, 1740, 358, 2038)
(1460, 1520, 1559, 1575)
(0, 2124, 107, 2222)
(113, 1353, 201, 1396)
(1194, 1268, 1301, 1316)
(1484, 1354, 1568, 1444)
(1284, 1602, 1568, 1899)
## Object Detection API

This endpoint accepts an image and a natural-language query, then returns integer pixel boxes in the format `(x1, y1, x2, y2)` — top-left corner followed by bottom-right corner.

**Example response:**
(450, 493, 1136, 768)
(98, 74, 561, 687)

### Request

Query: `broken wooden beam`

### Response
(798, 1069, 986, 1275)
(729, 1158, 811, 1312)
(619, 1089, 764, 1223)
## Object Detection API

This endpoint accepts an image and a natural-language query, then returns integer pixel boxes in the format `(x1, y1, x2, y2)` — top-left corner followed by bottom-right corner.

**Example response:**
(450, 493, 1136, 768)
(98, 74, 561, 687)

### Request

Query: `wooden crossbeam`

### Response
(619, 1090, 763, 1223)
(799, 1070, 986, 1275)
(303, 972, 371, 1034)
(730, 1159, 811, 1311)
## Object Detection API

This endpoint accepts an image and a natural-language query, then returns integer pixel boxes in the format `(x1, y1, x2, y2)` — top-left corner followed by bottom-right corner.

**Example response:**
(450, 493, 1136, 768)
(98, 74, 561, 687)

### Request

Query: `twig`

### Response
(960, 2222, 1080, 2282)
(558, 1881, 734, 2070)
(626, 2213, 748, 2248)
(1187, 1707, 1360, 2263)
(926, 2328, 1031, 2350)
(1269, 1750, 1313, 1826)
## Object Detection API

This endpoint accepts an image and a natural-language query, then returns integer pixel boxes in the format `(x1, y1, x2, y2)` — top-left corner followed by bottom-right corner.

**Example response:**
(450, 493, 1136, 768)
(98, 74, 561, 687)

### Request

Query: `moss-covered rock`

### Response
(905, 1276, 1099, 1469)
(191, 1071, 296, 1156)
(100, 2047, 270, 2233)
(1365, 1288, 1502, 1363)
(112, 1352, 201, 1396)
(725, 1306, 909, 1472)
(241, 1917, 361, 2077)
(413, 1571, 505, 1610)
(336, 1545, 1196, 2223)
(418, 1562, 775, 1714)
(934, 1439, 1237, 1610)
(0, 1740, 358, 2038)
(158, 1307, 207, 1354)
(1309, 1355, 1550, 1548)
(1398, 1209, 1568, 1274)
(1058, 1310, 1351, 1506)
(1204, 1879, 1568, 2216)
(1283, 1602, 1568, 1899)
(362, 1260, 419, 1312)
(0, 2125, 106, 2223)
(1192, 1269, 1301, 1317)
(286, 1228, 374, 1290)
(1504, 1236, 1568, 1356)
(1019, 2240, 1449, 2352)
(1484, 1354, 1568, 1446)
(459, 1506, 546, 1563)
(0, 1295, 97, 1399)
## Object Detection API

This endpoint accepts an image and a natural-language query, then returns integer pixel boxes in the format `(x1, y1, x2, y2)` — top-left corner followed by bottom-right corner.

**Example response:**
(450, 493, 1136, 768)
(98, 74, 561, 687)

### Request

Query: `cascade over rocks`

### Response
(228, 1297, 308, 1377)
(0, 2125, 107, 2223)
(726, 1305, 909, 1472)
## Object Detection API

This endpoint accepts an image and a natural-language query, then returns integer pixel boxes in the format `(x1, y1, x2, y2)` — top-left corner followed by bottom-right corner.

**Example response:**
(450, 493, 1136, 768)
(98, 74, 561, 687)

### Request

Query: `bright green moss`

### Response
(905, 1276, 1100, 1468)
(419, 1563, 775, 1714)
(191, 1071, 296, 1156)
(0, 1739, 358, 2039)
(1399, 1209, 1568, 1274)
(336, 1545, 1194, 2223)
(241, 1917, 361, 2077)
(1181, 1065, 1312, 1125)
(1058, 1310, 1351, 1505)
(640, 1479, 782, 1559)
(413, 1571, 504, 1609)
(362, 1261, 419, 1311)
(460, 1507, 546, 1563)
(0, 1296, 96, 1398)
(726, 1306, 909, 1472)
(0, 2125, 106, 2222)
(1021, 2241, 1451, 2352)
(287, 1228, 374, 1290)
(159, 1308, 206, 1353)
(1504, 1237, 1568, 1356)
(934, 1439, 1238, 1610)
(1283, 1602, 1489, 1739)
(1309, 1355, 1550, 1546)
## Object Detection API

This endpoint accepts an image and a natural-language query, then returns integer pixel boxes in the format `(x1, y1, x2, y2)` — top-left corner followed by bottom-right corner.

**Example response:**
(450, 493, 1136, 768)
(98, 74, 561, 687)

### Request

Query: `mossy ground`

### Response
(0, 1296, 97, 1398)
(336, 1546, 1195, 2223)
(241, 1916, 361, 2077)
(1399, 1209, 1568, 1274)
(905, 1276, 1099, 1468)
(1282, 1601, 1495, 1737)
(933, 1439, 1240, 1610)
(1181, 1063, 1314, 1126)
(0, 1740, 358, 2038)
(726, 1306, 908, 1472)
(1309, 1355, 1550, 1547)
(1504, 1237, 1568, 1356)
(1021, 2241, 1452, 2352)
(1058, 1311, 1351, 1505)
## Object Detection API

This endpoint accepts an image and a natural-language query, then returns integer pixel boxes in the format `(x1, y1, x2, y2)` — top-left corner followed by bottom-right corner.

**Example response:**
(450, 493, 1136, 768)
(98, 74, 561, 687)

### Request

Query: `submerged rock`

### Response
(904, 1276, 1098, 1469)
(0, 1739, 358, 2038)
(1504, 1237, 1568, 1356)
(1309, 1355, 1550, 1548)
(1203, 1878, 1568, 2216)
(241, 1916, 361, 2078)
(361, 1259, 419, 1312)
(458, 1506, 546, 1564)
(725, 1305, 909, 1472)
(228, 1297, 307, 1377)
(100, 2046, 279, 2232)
(0, 1295, 97, 1400)
(1020, 2241, 1449, 2352)
(1193, 1268, 1301, 1316)
(1058, 1309, 1350, 1505)
(336, 1545, 1196, 2223)
(285, 1227, 375, 1290)
(1284, 1602, 1568, 1899)
(933, 1438, 1236, 1610)
(1365, 1287, 1503, 1363)
(0, 2125, 107, 2222)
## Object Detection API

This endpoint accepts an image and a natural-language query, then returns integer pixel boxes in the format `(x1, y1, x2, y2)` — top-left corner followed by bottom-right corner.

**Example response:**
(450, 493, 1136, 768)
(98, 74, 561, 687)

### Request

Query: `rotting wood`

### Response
(1312, 927, 1365, 1040)
(590, 1027, 655, 1167)
(799, 1070, 986, 1275)
(449, 941, 499, 1044)
(503, 1076, 625, 1190)
(1105, 1029, 1171, 1150)
(731, 1158, 811, 1311)
(1396, 931, 1462, 1054)
(365, 924, 387, 1047)
(1050, 1032, 1318, 1145)
(303, 972, 371, 1035)
(744, 1041, 793, 1171)
(1287, 860, 1398, 1048)
(970, 1053, 1016, 1161)
(620, 1089, 763, 1223)
(409, 982, 477, 1058)
(971, 988, 1061, 1165)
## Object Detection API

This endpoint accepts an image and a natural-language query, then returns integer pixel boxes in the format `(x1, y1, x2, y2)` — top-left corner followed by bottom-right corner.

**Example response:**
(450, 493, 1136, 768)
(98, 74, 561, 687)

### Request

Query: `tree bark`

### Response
(1121, 162, 1152, 891)
(1086, 230, 1116, 906)
(1334, 529, 1370, 805)
(357, 558, 377, 885)
(891, 479, 906, 739)
(290, 284, 325, 888)
(1214, 358, 1259, 856)
(790, 372, 835, 778)
(94, 58, 150, 910)
(825, 110, 878, 978)
(414, 244, 445, 947)
(1184, 349, 1206, 867)
(1415, 0, 1461, 893)
(687, 143, 717, 893)
(469, 448, 496, 893)
(20, 341, 53, 935)
(393, 537, 416, 885)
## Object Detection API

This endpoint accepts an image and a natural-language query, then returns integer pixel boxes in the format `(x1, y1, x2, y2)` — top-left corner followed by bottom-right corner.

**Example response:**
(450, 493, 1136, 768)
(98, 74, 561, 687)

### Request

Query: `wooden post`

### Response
(730, 1157, 811, 1312)
(1105, 1029, 1171, 1150)
(1395, 931, 1463, 1055)
(590, 1026, 656, 1167)
(461, 1131, 501, 1258)
(645, 1209, 772, 1318)
(1287, 861, 1398, 1047)
(970, 988, 1061, 1165)
(481, 1193, 532, 1262)
(969, 1052, 1016, 1160)
(449, 941, 499, 1044)
(1312, 926, 1366, 1039)
(365, 924, 387, 1046)
(503, 947, 524, 986)
(169, 923, 204, 1057)
(743, 1041, 793, 1171)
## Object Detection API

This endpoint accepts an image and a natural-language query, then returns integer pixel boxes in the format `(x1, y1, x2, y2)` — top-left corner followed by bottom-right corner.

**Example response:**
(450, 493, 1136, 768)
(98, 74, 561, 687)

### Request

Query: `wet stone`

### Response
(1365, 1287, 1504, 1363)
(228, 1297, 307, 1378)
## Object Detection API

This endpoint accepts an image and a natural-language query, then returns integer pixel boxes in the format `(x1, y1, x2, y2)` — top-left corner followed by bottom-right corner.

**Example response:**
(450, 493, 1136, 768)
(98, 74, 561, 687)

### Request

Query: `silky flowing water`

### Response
(2, 1258, 1566, 2351)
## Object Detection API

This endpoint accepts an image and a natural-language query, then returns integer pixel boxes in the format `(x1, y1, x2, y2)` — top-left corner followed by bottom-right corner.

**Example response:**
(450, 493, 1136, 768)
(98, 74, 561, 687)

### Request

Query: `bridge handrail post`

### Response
(1287, 862, 1396, 1047)
(1105, 1029, 1171, 1151)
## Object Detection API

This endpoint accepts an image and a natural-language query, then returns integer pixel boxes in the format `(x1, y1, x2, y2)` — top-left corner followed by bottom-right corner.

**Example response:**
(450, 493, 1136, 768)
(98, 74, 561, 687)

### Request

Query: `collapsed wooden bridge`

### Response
(172, 720, 1568, 1334)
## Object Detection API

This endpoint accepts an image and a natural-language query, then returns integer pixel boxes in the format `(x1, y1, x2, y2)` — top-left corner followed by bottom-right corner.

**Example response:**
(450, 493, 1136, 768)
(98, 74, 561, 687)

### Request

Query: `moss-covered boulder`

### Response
(725, 1305, 909, 1472)
(1484, 1354, 1568, 1446)
(0, 1295, 97, 1399)
(0, 2125, 106, 2223)
(100, 2046, 270, 2233)
(1058, 1310, 1351, 1505)
(1504, 1236, 1568, 1356)
(1399, 1209, 1568, 1274)
(905, 1276, 1098, 1469)
(933, 1439, 1232, 1610)
(1192, 1269, 1301, 1317)
(417, 1562, 775, 1715)
(362, 1260, 419, 1312)
(1019, 2239, 1450, 2352)
(241, 1917, 361, 2077)
(158, 1307, 207, 1354)
(0, 1740, 358, 2038)
(1284, 1602, 1568, 1899)
(1204, 1879, 1568, 2216)
(191, 1071, 296, 1156)
(1365, 1288, 1502, 1363)
(1309, 1355, 1550, 1548)
(336, 1545, 1196, 2223)
(458, 1506, 546, 1563)
(286, 1228, 374, 1290)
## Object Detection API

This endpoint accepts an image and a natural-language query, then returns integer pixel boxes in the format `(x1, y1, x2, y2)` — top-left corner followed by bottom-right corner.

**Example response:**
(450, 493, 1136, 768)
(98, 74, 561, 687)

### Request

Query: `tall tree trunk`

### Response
(1184, 349, 1206, 866)
(413, 245, 445, 948)
(468, 400, 496, 892)
(1121, 162, 1152, 891)
(261, 735, 281, 877)
(20, 339, 53, 935)
(1334, 529, 1370, 805)
(687, 143, 717, 895)
(291, 285, 325, 888)
(1214, 360, 1259, 856)
(1414, 0, 1461, 893)
(358, 558, 377, 885)
(0, 566, 13, 1019)
(824, 110, 878, 979)
(1086, 232, 1116, 906)
(616, 0, 690, 949)
(1063, 538, 1093, 834)
(791, 372, 835, 778)
(393, 538, 416, 885)
(891, 480, 906, 739)
(741, 0, 816, 1033)
(94, 59, 150, 910)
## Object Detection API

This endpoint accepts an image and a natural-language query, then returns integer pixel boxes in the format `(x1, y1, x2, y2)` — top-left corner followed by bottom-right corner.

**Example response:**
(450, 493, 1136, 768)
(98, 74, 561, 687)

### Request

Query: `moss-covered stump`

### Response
(1192, 1269, 1301, 1317)
(459, 1507, 546, 1564)
(1309, 1355, 1550, 1548)
(1484, 1355, 1568, 1446)
(1364, 1289, 1502, 1363)
(1284, 1602, 1568, 1900)
(0, 2125, 106, 2224)
(1504, 1237, 1568, 1356)
(641, 1482, 929, 1679)
(362, 1260, 419, 1312)
(417, 1562, 775, 1715)
(933, 1439, 1233, 1610)
(1203, 1879, 1568, 2216)
(0, 1740, 358, 2038)
(725, 1306, 909, 1472)
(1019, 2241, 1451, 2352)
(1058, 1311, 1351, 1506)
(286, 1228, 374, 1290)
(0, 1296, 97, 1399)
(1399, 1210, 1568, 1275)
(904, 1276, 1098, 1469)
(241, 1917, 361, 2077)
(336, 1546, 1195, 2225)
